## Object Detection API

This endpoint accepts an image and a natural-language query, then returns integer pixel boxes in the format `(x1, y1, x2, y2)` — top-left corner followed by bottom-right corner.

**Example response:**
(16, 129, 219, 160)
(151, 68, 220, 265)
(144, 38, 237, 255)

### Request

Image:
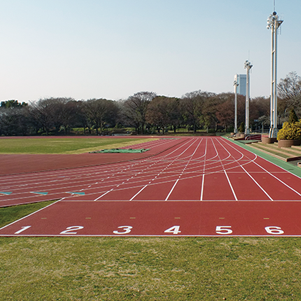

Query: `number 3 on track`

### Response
(113, 226, 133, 235)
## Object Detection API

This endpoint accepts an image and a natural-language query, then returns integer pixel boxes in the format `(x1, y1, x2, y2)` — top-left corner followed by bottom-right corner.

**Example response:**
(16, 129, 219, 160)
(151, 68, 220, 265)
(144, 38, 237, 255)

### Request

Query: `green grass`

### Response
(0, 137, 158, 154)
(1, 202, 301, 300)
(0, 201, 56, 228)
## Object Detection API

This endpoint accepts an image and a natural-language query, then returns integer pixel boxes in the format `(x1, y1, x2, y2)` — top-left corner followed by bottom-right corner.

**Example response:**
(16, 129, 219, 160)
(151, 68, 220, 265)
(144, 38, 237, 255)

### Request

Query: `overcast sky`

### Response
(0, 0, 300, 102)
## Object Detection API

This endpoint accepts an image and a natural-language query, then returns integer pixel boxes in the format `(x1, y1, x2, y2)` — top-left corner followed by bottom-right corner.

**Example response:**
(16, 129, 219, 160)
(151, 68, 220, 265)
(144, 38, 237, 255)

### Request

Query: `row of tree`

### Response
(1, 72, 300, 136)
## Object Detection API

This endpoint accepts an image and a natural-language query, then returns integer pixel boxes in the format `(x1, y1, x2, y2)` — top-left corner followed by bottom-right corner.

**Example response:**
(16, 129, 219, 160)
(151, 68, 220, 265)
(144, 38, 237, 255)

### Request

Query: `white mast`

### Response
(244, 60, 252, 135)
(267, 11, 283, 138)
(233, 77, 239, 133)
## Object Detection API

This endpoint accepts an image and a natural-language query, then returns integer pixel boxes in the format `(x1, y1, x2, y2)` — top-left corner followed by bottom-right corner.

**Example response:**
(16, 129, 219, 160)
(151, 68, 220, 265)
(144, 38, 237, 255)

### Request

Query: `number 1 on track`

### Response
(14, 226, 31, 234)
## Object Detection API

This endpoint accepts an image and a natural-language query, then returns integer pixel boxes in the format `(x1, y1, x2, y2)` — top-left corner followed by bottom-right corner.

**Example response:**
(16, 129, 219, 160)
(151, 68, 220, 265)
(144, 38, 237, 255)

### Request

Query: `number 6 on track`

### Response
(265, 226, 284, 235)
(216, 226, 232, 235)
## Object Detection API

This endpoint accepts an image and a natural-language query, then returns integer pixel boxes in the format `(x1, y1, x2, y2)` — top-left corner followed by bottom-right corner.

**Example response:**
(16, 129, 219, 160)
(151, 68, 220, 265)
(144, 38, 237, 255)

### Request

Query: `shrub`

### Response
(238, 122, 244, 133)
(277, 120, 301, 140)
(288, 109, 299, 124)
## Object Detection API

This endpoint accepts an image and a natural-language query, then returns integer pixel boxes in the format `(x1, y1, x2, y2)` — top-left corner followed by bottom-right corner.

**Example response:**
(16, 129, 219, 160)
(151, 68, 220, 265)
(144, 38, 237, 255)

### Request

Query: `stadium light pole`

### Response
(267, 11, 283, 138)
(244, 60, 252, 135)
(233, 79, 239, 133)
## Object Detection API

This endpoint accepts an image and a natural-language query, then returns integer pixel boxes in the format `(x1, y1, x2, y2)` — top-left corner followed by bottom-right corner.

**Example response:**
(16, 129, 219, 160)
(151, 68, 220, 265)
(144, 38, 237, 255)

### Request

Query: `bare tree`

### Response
(122, 92, 156, 134)
(146, 96, 180, 134)
(278, 72, 301, 113)
(84, 99, 118, 135)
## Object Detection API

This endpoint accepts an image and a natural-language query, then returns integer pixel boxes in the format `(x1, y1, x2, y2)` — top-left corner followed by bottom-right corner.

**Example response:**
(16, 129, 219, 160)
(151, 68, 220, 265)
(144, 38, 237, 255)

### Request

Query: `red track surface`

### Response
(1, 136, 301, 236)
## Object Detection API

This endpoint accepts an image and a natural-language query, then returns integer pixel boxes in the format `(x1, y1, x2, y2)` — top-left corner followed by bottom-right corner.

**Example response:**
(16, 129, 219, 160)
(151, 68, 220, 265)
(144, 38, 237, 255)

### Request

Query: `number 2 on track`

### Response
(60, 226, 84, 235)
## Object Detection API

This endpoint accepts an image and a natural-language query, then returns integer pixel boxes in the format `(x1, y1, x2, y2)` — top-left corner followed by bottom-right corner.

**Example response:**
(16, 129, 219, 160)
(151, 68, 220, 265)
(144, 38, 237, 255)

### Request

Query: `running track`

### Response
(1, 136, 301, 236)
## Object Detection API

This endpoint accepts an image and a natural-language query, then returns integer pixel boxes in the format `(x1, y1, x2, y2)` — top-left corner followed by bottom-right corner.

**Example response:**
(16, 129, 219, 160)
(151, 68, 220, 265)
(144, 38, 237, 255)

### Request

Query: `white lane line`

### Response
(240, 166, 273, 201)
(200, 138, 208, 201)
(217, 138, 273, 201)
(254, 162, 301, 197)
(165, 138, 204, 201)
(94, 189, 113, 201)
(129, 186, 147, 201)
(130, 138, 199, 201)
(165, 179, 179, 201)
(211, 138, 237, 201)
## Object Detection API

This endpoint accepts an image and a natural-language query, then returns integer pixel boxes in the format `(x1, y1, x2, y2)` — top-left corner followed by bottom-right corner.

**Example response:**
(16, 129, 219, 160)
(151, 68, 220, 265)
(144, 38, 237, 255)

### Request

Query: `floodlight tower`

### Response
(244, 60, 252, 135)
(233, 79, 239, 133)
(267, 11, 283, 138)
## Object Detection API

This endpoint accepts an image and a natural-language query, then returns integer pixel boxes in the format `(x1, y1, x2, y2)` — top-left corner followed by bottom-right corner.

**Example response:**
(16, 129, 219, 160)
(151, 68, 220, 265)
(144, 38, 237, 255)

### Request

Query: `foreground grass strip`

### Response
(0, 201, 56, 228)
(0, 137, 158, 154)
(0, 237, 300, 300)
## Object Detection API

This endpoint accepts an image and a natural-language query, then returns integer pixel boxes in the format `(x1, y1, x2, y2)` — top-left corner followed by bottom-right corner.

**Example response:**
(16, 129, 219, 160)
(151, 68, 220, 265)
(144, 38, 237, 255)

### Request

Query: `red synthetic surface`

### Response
(1, 136, 301, 237)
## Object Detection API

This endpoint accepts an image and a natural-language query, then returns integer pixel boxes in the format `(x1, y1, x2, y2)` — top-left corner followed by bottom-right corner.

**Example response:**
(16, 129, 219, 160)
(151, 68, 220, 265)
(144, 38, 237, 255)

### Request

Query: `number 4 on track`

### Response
(164, 226, 181, 235)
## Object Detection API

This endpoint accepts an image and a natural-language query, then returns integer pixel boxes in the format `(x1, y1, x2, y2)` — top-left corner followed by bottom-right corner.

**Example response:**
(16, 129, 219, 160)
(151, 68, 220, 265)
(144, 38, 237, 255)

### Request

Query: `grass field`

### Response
(0, 137, 158, 154)
(1, 203, 301, 300)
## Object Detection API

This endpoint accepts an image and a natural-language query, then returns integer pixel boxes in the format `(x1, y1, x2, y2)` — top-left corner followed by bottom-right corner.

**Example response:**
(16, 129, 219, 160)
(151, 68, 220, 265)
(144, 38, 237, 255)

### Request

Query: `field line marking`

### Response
(211, 138, 237, 201)
(200, 138, 207, 201)
(240, 165, 273, 201)
(94, 189, 113, 201)
(216, 138, 274, 201)
(94, 138, 194, 200)
(129, 186, 147, 201)
(165, 138, 203, 201)
(131, 138, 199, 201)
(253, 161, 301, 197)
(221, 138, 300, 198)
(0, 199, 61, 231)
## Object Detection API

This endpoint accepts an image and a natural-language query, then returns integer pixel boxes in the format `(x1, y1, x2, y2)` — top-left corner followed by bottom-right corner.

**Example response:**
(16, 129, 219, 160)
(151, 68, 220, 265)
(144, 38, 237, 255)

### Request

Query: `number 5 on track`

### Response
(216, 226, 232, 235)
(164, 226, 181, 235)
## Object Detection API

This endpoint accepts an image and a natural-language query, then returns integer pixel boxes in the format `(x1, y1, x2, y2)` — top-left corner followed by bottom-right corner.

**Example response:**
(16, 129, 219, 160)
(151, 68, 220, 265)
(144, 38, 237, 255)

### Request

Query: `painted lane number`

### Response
(60, 226, 84, 235)
(216, 226, 232, 235)
(215, 226, 284, 235)
(14, 226, 31, 234)
(265, 226, 284, 235)
(164, 226, 181, 235)
(113, 226, 133, 235)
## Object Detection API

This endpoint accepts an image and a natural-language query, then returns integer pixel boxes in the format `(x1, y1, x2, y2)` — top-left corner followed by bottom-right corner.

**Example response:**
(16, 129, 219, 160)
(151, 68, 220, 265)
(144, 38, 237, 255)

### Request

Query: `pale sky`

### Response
(0, 0, 300, 102)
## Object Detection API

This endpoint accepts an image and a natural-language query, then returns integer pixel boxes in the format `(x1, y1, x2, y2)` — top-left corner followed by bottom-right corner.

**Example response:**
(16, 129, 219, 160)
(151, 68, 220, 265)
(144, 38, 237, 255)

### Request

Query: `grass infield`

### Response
(1, 202, 301, 300)
(0, 137, 158, 154)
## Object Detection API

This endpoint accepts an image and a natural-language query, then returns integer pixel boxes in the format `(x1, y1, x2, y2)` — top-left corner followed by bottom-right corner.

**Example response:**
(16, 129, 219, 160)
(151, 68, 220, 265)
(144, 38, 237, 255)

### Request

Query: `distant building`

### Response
(234, 74, 246, 96)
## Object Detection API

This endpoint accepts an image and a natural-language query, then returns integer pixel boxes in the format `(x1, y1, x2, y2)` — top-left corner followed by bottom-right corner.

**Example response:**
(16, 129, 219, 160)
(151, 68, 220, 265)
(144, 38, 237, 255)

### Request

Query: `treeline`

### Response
(0, 72, 300, 136)
(0, 92, 268, 136)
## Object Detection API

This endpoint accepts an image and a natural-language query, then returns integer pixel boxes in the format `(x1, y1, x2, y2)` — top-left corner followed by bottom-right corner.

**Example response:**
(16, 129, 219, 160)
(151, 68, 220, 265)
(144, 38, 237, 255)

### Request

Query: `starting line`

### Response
(1, 200, 301, 236)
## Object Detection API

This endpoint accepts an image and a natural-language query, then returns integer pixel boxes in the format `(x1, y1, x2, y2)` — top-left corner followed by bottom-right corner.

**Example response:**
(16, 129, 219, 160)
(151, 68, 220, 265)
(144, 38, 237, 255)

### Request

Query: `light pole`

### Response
(244, 60, 252, 135)
(267, 11, 283, 138)
(233, 79, 239, 133)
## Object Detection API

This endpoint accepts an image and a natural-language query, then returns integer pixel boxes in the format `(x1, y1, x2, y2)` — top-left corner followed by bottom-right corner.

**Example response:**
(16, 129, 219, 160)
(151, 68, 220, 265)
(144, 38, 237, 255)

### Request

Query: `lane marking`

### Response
(165, 138, 203, 201)
(211, 138, 237, 201)
(94, 189, 113, 201)
(217, 138, 273, 201)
